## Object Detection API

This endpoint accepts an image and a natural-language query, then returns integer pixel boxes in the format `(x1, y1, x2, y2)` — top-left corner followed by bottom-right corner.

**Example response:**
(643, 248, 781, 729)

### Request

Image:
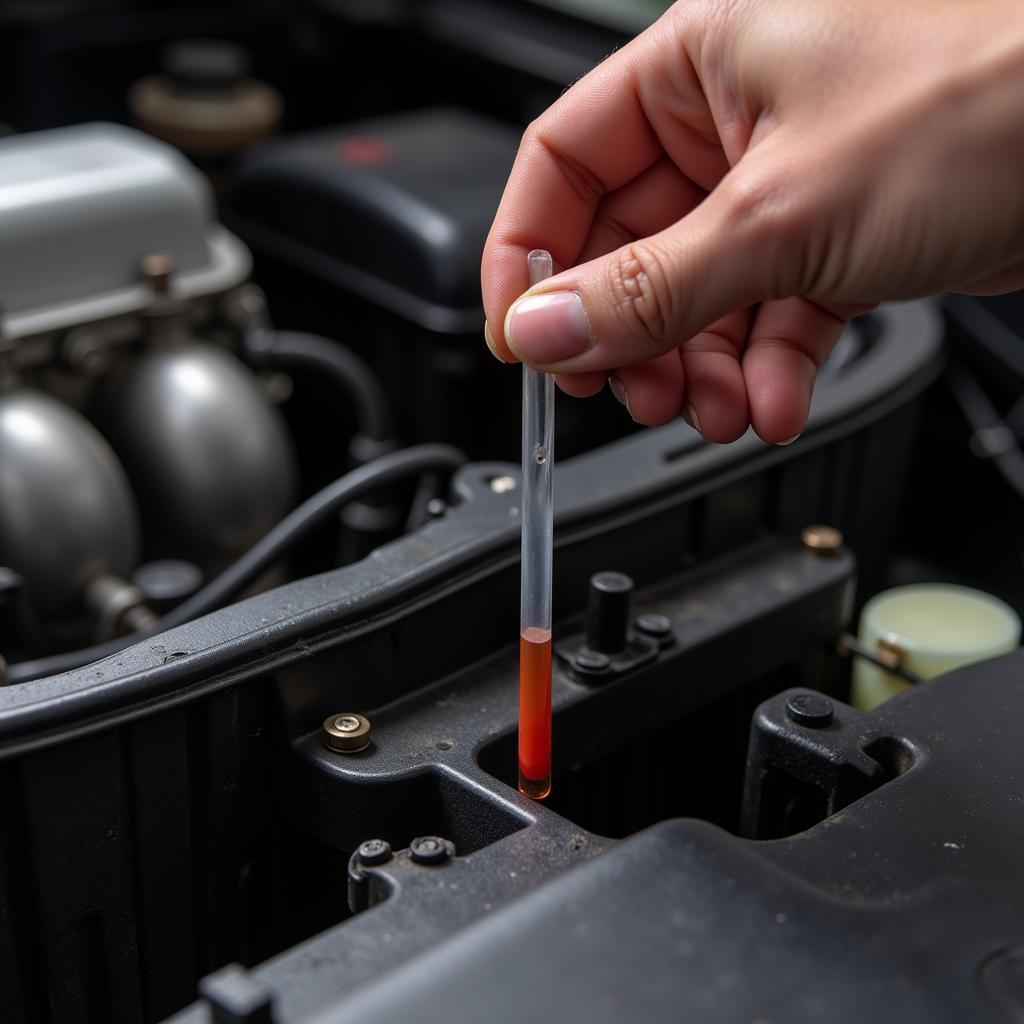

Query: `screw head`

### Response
(635, 613, 672, 640)
(786, 693, 834, 728)
(409, 835, 451, 865)
(574, 649, 611, 675)
(801, 525, 843, 554)
(357, 839, 392, 866)
(322, 712, 371, 753)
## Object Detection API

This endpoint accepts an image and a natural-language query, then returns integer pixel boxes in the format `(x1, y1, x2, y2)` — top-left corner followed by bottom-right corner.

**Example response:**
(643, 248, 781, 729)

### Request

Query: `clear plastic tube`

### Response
(518, 248, 555, 800)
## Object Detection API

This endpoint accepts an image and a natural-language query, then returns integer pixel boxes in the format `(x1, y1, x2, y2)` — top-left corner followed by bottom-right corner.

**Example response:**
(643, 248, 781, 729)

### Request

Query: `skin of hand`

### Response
(481, 0, 1024, 443)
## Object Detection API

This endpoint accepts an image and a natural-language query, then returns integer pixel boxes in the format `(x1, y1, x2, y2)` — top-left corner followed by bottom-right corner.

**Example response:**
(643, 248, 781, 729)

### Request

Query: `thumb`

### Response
(503, 177, 778, 373)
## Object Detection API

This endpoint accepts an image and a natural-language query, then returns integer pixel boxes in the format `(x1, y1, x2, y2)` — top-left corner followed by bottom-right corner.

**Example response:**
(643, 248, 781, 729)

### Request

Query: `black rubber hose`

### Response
(7, 444, 466, 684)
(243, 327, 394, 444)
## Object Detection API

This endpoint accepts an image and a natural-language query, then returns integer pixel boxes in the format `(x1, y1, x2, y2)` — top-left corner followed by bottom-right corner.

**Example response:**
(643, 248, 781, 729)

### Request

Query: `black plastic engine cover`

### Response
(228, 107, 520, 333)
(188, 653, 1024, 1024)
(0, 302, 947, 1024)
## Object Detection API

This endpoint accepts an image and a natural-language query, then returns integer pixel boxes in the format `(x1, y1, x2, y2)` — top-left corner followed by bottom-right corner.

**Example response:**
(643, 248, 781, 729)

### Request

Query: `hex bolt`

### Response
(635, 613, 673, 642)
(409, 836, 451, 865)
(801, 525, 843, 555)
(357, 839, 392, 866)
(574, 650, 611, 676)
(322, 712, 372, 753)
(786, 693, 835, 728)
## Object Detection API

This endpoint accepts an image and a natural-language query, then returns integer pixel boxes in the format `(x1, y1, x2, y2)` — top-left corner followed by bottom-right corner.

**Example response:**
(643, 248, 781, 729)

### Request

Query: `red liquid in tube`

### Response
(518, 626, 552, 799)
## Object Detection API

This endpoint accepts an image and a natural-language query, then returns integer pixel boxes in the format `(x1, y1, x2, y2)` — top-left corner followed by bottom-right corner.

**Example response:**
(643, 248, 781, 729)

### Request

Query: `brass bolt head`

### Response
(801, 524, 843, 554)
(322, 712, 371, 753)
(875, 637, 906, 671)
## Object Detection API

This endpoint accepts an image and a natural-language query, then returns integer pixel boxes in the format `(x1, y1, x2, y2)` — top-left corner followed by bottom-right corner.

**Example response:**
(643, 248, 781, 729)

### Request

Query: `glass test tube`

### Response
(519, 249, 555, 800)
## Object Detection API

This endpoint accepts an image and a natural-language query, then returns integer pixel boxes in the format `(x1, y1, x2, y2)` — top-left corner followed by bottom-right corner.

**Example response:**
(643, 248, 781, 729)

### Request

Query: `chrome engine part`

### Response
(0, 386, 139, 614)
(0, 123, 297, 652)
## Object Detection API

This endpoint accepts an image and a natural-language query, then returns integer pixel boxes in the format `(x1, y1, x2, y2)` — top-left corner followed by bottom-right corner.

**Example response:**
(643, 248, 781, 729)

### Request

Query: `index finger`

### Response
(481, 41, 665, 355)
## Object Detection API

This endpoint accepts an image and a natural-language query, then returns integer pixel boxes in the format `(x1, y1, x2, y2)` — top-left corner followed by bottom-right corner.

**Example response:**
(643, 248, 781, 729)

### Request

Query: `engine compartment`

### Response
(1, 5, 1023, 1023)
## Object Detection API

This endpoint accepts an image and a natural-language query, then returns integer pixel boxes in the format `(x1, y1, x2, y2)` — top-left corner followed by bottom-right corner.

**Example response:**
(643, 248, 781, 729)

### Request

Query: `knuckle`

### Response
(723, 167, 793, 236)
(607, 242, 678, 348)
(721, 166, 807, 293)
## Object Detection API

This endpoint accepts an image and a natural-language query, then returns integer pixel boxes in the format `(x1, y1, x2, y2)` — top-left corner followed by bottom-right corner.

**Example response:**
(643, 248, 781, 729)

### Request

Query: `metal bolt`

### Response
(426, 498, 447, 518)
(357, 839, 392, 866)
(141, 252, 174, 295)
(489, 475, 516, 494)
(83, 573, 154, 642)
(574, 649, 611, 676)
(322, 712, 372, 753)
(801, 524, 843, 555)
(875, 637, 906, 671)
(635, 613, 672, 641)
(409, 835, 451, 865)
(786, 693, 834, 728)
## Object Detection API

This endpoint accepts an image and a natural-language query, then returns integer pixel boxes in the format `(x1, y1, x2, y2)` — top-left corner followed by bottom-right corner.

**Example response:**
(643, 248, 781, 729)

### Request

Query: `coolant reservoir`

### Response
(851, 583, 1021, 710)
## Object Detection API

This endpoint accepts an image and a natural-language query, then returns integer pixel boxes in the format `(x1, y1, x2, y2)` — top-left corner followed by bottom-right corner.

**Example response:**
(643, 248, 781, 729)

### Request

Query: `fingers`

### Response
(555, 371, 606, 398)
(489, 160, 704, 366)
(559, 296, 845, 440)
(679, 308, 752, 443)
(610, 350, 687, 426)
(742, 297, 848, 443)
(481, 13, 725, 361)
(481, 46, 664, 360)
(500, 178, 768, 373)
(597, 297, 844, 442)
(575, 158, 706, 266)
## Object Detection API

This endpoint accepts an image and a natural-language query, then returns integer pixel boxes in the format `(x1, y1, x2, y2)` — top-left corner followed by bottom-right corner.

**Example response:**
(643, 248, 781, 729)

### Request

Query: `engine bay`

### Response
(1, 4, 1023, 1023)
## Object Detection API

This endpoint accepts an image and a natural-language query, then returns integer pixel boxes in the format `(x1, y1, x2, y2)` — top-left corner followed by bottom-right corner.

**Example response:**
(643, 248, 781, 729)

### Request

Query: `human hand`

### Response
(481, 0, 1024, 443)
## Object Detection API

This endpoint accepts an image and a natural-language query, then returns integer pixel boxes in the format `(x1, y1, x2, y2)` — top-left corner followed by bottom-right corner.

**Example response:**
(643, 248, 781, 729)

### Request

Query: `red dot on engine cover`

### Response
(336, 136, 393, 166)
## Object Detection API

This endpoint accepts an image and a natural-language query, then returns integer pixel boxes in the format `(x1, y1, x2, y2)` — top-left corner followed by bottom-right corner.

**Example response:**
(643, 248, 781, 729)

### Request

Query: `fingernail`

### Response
(684, 404, 702, 435)
(608, 375, 629, 411)
(505, 291, 591, 364)
(483, 321, 507, 363)
(776, 433, 801, 446)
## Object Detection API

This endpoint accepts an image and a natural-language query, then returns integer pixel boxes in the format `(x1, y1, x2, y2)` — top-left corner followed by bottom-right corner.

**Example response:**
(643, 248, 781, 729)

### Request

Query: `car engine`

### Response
(1, 4, 1023, 1024)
